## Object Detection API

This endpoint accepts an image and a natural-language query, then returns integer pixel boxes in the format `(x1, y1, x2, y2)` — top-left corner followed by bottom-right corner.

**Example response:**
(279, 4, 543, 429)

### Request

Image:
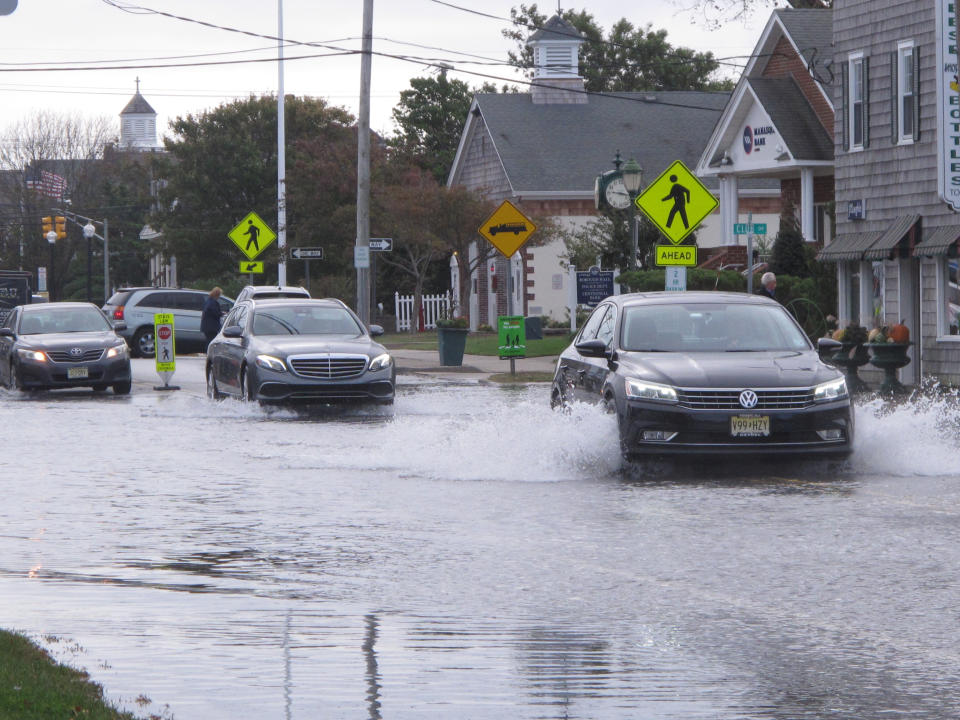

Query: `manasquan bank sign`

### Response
(938, 0, 960, 210)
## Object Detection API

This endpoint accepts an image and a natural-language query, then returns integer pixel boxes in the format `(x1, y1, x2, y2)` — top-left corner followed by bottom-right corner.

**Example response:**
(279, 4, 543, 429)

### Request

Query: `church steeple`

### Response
(527, 15, 587, 104)
(120, 78, 159, 150)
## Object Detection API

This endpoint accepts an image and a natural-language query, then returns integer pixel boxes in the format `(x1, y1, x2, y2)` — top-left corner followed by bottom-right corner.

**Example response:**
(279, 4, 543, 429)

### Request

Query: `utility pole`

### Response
(355, 0, 373, 324)
(277, 0, 288, 286)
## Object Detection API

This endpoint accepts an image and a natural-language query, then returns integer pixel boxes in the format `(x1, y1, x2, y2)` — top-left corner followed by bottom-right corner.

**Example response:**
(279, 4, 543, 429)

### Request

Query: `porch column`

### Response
(800, 167, 814, 241)
(720, 174, 739, 246)
(859, 259, 873, 328)
(837, 261, 851, 326)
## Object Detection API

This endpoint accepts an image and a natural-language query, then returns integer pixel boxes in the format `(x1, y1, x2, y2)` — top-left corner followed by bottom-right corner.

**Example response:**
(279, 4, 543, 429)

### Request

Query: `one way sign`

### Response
(369, 238, 393, 252)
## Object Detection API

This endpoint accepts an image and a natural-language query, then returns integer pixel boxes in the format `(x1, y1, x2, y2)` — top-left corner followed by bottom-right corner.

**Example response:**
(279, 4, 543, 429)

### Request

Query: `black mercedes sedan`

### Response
(205, 298, 395, 404)
(0, 302, 132, 394)
(552, 292, 853, 458)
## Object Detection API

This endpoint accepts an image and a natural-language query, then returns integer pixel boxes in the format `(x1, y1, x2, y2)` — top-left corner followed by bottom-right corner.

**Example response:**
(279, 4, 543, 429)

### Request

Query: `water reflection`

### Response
(363, 614, 382, 720)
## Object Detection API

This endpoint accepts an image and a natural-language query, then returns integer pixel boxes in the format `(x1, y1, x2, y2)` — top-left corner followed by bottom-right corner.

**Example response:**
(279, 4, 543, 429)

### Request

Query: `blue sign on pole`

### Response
(576, 268, 615, 305)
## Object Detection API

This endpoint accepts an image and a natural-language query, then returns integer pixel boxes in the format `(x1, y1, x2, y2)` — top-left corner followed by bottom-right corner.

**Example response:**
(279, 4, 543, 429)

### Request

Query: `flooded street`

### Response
(2, 377, 960, 719)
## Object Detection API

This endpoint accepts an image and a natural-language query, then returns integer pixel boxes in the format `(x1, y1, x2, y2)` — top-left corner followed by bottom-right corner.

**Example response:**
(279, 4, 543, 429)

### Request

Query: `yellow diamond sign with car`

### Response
(478, 200, 537, 258)
(228, 211, 277, 260)
(635, 160, 718, 245)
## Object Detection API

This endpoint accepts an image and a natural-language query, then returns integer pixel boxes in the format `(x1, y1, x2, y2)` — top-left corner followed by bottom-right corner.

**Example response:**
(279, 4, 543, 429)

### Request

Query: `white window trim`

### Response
(936, 256, 960, 340)
(848, 51, 865, 151)
(897, 40, 916, 145)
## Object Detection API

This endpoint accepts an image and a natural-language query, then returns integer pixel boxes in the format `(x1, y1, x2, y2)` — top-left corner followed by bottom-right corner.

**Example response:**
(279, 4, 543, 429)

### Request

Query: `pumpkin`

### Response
(888, 322, 909, 344)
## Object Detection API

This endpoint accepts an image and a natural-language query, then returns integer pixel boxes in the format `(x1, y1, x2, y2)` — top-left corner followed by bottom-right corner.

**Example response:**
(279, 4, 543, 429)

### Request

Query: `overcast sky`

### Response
(0, 0, 776, 143)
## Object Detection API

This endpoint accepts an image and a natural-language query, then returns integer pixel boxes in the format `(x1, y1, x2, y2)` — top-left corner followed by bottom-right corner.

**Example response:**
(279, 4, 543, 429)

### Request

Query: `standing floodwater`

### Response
(2, 379, 960, 719)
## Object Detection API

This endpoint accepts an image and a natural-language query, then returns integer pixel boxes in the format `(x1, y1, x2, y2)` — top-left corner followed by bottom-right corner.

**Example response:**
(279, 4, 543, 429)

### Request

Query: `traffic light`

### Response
(55, 216, 66, 240)
(41, 216, 52, 238)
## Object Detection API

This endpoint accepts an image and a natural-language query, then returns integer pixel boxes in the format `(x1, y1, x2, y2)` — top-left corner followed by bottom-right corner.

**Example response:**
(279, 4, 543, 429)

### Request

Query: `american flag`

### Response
(26, 170, 68, 200)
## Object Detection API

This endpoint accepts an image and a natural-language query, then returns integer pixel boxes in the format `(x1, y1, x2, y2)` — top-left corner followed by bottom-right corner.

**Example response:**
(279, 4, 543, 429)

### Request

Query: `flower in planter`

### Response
(436, 316, 468, 329)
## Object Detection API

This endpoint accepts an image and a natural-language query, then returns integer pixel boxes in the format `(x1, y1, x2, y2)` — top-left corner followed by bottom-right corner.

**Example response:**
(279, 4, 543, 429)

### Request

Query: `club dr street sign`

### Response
(655, 244, 697, 267)
(228, 211, 277, 260)
(291, 247, 324, 260)
(478, 200, 537, 258)
(240, 261, 264, 274)
(636, 160, 718, 245)
(369, 238, 393, 252)
(734, 223, 768, 235)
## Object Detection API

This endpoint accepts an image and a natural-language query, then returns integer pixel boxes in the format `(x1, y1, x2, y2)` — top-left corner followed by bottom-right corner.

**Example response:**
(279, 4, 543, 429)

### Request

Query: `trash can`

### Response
(524, 316, 543, 340)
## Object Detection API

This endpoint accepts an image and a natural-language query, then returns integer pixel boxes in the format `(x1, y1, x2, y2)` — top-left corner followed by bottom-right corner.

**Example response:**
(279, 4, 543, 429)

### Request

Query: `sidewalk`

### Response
(389, 347, 558, 380)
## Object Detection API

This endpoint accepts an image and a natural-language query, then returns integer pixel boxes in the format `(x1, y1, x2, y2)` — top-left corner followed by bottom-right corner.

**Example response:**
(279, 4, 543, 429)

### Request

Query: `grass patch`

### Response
(381, 331, 572, 358)
(0, 630, 140, 720)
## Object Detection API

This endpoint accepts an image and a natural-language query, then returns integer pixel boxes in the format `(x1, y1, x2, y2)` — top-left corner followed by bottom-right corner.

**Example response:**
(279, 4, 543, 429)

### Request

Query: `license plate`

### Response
(67, 367, 89, 379)
(731, 415, 769, 437)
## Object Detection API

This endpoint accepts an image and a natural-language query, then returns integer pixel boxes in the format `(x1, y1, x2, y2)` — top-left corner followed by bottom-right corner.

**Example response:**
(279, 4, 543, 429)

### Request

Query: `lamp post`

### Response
(621, 158, 643, 271)
(45, 230, 57, 301)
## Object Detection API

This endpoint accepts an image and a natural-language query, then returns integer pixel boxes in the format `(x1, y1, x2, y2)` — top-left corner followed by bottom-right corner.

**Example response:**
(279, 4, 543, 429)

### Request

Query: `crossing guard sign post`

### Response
(153, 313, 179, 391)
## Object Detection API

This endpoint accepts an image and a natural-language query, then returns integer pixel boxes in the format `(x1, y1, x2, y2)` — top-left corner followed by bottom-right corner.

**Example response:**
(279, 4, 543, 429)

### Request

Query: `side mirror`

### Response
(817, 337, 842, 362)
(368, 324, 384, 337)
(0, 328, 13, 338)
(222, 325, 243, 338)
(575, 338, 610, 358)
(113, 322, 127, 332)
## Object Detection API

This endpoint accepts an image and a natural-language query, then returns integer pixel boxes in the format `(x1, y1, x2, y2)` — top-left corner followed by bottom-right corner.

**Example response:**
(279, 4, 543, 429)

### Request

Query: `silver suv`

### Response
(103, 287, 234, 357)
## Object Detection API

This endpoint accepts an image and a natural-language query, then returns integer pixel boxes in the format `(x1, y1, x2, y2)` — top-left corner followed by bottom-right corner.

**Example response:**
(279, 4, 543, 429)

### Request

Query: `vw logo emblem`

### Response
(69, 347, 83, 358)
(739, 390, 758, 409)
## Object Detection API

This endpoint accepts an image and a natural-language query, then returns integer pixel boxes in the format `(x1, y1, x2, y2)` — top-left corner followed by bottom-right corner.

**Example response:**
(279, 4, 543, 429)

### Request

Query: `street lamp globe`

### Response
(46, 230, 57, 244)
(83, 222, 96, 239)
(622, 158, 643, 195)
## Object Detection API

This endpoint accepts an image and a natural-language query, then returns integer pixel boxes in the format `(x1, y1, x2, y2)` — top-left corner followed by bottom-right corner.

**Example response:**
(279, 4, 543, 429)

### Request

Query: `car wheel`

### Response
(8, 362, 22, 391)
(240, 366, 255, 402)
(604, 393, 629, 458)
(113, 380, 131, 395)
(132, 327, 155, 358)
(206, 366, 223, 400)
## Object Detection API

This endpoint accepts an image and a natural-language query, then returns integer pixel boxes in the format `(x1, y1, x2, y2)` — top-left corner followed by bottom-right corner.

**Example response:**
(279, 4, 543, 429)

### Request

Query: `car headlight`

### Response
(16, 348, 46, 362)
(369, 353, 392, 372)
(625, 378, 677, 403)
(106, 343, 128, 358)
(255, 354, 287, 372)
(814, 377, 848, 402)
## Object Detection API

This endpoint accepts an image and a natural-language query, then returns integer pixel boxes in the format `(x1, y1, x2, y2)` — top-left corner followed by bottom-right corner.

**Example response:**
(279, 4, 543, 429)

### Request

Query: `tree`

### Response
(770, 206, 809, 278)
(686, 0, 829, 28)
(155, 95, 357, 287)
(390, 70, 505, 184)
(561, 208, 663, 274)
(504, 5, 734, 92)
(0, 111, 115, 300)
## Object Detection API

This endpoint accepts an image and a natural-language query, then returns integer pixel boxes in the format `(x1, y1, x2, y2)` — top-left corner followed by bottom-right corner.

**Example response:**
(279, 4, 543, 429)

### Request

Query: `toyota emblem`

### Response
(69, 347, 83, 358)
(739, 390, 758, 409)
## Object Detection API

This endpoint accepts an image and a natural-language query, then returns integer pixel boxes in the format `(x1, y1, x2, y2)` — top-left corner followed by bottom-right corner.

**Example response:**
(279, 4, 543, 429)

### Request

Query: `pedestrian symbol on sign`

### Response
(662, 174, 691, 230)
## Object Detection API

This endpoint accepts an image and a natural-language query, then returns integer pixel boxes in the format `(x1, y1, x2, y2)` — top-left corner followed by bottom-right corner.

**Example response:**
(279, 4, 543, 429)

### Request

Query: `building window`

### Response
(813, 204, 833, 244)
(937, 257, 960, 336)
(897, 41, 916, 142)
(849, 53, 866, 149)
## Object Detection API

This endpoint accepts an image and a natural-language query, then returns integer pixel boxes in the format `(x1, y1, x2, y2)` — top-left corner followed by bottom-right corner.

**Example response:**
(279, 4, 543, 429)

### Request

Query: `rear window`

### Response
(105, 290, 134, 306)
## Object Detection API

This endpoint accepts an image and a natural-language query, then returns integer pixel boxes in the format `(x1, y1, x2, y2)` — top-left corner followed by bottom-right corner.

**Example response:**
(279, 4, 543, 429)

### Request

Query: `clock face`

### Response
(605, 178, 631, 209)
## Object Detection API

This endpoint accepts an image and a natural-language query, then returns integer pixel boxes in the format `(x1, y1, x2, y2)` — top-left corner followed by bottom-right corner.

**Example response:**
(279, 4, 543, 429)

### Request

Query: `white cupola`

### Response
(526, 15, 587, 104)
(120, 78, 159, 151)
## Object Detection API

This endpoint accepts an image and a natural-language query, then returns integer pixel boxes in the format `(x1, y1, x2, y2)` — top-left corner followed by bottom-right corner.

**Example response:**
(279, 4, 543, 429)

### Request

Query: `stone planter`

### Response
(827, 341, 871, 394)
(865, 342, 912, 395)
(437, 327, 469, 366)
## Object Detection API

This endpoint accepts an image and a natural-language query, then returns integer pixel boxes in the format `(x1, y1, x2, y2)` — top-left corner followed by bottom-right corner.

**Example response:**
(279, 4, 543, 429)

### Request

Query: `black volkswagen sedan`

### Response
(0, 302, 132, 394)
(205, 298, 395, 404)
(552, 292, 853, 458)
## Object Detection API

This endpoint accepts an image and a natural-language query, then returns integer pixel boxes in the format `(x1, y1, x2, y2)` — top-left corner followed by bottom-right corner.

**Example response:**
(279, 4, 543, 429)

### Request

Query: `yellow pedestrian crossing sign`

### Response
(228, 211, 277, 260)
(478, 200, 537, 258)
(239, 261, 264, 274)
(635, 160, 718, 245)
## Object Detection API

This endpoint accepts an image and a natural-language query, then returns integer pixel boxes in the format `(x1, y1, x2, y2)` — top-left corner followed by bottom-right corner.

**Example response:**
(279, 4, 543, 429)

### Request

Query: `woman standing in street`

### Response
(201, 286, 223, 349)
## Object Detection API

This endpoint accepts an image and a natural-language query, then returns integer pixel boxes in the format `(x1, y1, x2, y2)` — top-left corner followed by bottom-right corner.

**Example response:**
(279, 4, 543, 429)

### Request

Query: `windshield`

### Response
(19, 307, 111, 335)
(252, 305, 362, 336)
(620, 303, 811, 352)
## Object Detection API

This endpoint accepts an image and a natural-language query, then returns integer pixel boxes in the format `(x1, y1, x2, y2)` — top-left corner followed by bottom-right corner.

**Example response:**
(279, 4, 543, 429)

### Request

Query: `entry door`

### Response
(898, 258, 920, 385)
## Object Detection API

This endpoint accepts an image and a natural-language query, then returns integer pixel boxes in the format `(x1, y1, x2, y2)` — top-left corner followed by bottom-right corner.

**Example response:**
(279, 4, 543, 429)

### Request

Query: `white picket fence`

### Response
(395, 292, 451, 331)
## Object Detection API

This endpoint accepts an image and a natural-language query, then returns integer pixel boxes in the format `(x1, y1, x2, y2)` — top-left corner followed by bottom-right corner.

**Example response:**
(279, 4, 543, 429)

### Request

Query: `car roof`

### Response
(22, 301, 100, 312)
(615, 291, 779, 307)
(241, 285, 309, 292)
(247, 297, 346, 307)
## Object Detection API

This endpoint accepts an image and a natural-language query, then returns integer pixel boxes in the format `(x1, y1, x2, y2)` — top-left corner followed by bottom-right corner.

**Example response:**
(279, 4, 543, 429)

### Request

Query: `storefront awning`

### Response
(862, 215, 920, 260)
(817, 231, 882, 262)
(818, 215, 920, 262)
(916, 224, 960, 256)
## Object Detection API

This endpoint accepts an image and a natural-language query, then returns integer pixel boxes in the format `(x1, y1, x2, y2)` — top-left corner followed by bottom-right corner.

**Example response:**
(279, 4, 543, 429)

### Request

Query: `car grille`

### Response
(289, 354, 368, 379)
(46, 348, 105, 363)
(676, 388, 815, 410)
